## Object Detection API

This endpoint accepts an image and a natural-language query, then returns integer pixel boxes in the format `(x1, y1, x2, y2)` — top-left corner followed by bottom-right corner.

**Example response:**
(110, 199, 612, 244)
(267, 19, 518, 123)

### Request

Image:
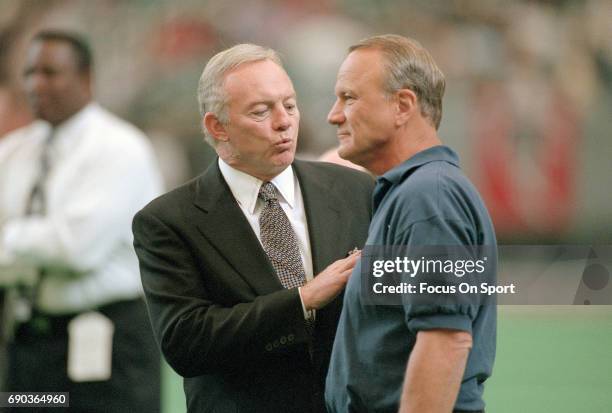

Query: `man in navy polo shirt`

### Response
(325, 34, 497, 413)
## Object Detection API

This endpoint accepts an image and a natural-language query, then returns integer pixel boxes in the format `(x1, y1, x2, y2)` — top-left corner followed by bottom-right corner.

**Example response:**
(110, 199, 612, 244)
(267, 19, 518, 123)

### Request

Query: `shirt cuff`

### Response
(406, 313, 473, 335)
(297, 286, 315, 321)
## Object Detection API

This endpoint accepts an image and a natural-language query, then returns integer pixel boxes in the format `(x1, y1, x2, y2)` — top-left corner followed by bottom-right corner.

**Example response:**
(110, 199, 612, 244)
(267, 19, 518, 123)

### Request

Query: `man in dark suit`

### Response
(132, 44, 373, 413)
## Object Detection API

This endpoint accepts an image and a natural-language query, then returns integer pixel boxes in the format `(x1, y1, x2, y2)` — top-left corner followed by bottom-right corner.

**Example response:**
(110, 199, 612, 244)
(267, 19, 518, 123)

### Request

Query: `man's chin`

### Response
(35, 110, 63, 126)
(31, 107, 49, 121)
(337, 145, 357, 163)
(273, 150, 295, 166)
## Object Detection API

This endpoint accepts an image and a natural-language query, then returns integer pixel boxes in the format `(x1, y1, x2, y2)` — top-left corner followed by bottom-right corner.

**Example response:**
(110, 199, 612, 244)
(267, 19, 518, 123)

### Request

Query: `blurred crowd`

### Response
(1, 0, 611, 242)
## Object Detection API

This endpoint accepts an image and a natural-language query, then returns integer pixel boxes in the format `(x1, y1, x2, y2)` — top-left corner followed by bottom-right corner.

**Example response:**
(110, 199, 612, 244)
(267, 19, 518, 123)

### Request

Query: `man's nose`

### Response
(327, 100, 345, 125)
(25, 72, 47, 95)
(272, 106, 291, 131)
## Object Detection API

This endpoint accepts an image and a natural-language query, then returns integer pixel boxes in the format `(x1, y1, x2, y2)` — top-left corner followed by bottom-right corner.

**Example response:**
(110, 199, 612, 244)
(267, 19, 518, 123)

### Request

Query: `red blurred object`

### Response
(470, 81, 581, 237)
(150, 18, 216, 65)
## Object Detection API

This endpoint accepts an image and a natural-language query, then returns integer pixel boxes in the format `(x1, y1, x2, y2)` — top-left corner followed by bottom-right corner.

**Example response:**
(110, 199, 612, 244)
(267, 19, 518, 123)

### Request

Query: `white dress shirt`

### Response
(0, 103, 163, 314)
(218, 158, 314, 319)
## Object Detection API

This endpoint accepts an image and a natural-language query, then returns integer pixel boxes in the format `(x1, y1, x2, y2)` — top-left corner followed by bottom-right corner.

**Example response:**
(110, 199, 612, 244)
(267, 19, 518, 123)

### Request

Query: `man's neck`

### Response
(218, 157, 289, 183)
(371, 127, 441, 176)
(47, 100, 92, 128)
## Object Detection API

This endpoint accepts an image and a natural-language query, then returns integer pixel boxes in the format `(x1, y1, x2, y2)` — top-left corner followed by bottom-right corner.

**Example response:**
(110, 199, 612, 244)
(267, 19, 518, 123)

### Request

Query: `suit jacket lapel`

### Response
(193, 161, 283, 295)
(293, 161, 343, 275)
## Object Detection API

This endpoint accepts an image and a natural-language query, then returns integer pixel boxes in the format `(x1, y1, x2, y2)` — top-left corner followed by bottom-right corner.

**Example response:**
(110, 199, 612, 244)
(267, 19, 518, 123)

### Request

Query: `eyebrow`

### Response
(335, 86, 355, 96)
(245, 94, 297, 108)
(22, 65, 53, 76)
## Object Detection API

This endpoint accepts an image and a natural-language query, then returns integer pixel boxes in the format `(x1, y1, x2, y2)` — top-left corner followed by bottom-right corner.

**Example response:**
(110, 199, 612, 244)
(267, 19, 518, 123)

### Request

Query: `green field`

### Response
(161, 306, 612, 413)
(486, 306, 612, 412)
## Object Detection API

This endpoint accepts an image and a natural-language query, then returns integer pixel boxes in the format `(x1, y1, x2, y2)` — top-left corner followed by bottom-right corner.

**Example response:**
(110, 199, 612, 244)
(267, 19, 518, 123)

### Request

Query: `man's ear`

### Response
(396, 88, 418, 126)
(203, 112, 228, 143)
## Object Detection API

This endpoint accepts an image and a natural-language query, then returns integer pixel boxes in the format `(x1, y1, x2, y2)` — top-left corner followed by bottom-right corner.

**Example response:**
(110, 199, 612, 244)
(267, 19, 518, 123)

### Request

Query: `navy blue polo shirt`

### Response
(326, 145, 497, 413)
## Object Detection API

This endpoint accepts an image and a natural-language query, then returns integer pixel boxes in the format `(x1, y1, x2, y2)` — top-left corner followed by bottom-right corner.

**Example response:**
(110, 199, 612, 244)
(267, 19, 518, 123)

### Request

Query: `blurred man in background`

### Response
(132, 43, 373, 412)
(325, 34, 497, 413)
(0, 30, 162, 412)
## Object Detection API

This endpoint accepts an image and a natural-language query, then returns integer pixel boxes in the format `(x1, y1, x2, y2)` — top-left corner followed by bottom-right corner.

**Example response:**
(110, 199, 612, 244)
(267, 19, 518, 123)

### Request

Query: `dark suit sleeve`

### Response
(132, 209, 310, 378)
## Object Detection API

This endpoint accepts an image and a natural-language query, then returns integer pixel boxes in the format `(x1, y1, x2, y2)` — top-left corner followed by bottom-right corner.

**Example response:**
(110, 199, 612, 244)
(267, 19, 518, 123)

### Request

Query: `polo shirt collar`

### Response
(380, 145, 459, 185)
(218, 158, 295, 214)
(373, 145, 459, 211)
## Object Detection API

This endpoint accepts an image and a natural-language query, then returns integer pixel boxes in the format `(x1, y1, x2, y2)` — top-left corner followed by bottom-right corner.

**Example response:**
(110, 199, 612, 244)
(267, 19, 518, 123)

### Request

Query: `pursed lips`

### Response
(273, 137, 294, 150)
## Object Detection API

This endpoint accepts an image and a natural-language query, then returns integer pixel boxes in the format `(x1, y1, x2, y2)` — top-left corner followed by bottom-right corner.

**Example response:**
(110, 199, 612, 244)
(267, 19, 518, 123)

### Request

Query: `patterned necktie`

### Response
(15, 129, 54, 330)
(25, 129, 54, 215)
(258, 182, 307, 289)
(259, 183, 315, 354)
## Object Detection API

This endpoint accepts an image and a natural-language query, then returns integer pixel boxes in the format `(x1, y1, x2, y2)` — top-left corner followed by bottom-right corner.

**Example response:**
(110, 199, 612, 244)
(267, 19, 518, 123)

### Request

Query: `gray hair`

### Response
(349, 34, 445, 129)
(197, 43, 283, 146)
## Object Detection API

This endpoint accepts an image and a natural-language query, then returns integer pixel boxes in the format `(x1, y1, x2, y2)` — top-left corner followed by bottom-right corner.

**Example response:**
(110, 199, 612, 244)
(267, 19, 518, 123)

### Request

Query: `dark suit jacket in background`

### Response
(133, 160, 373, 413)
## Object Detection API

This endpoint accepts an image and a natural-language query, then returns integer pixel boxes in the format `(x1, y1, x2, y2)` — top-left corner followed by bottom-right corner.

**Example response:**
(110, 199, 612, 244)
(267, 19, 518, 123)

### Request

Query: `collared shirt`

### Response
(218, 158, 314, 318)
(326, 145, 497, 412)
(0, 103, 163, 314)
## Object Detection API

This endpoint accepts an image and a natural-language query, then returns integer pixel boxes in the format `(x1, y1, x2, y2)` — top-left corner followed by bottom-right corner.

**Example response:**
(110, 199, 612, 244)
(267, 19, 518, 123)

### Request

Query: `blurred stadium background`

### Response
(1, 0, 611, 412)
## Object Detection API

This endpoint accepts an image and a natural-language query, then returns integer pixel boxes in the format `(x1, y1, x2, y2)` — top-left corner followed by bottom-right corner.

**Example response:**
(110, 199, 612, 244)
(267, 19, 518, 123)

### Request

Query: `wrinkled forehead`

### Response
(335, 49, 386, 91)
(223, 59, 296, 103)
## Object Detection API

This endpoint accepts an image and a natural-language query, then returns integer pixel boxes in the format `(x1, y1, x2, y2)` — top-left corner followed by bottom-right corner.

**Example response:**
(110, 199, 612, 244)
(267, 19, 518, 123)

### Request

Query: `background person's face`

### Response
(220, 59, 299, 181)
(23, 40, 90, 126)
(328, 49, 396, 170)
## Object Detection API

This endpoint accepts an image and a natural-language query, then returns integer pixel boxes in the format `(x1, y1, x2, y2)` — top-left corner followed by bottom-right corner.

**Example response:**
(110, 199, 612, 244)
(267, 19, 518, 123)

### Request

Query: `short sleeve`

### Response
(398, 216, 479, 333)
